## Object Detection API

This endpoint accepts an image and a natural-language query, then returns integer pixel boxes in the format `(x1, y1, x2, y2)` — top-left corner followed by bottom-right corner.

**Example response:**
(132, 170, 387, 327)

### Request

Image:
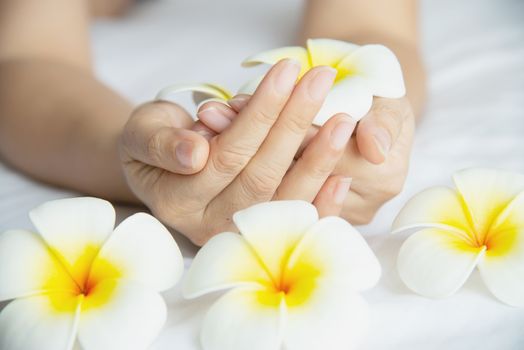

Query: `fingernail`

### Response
(372, 127, 392, 157)
(175, 141, 194, 169)
(228, 95, 249, 110)
(197, 107, 232, 130)
(308, 66, 337, 101)
(330, 117, 354, 150)
(334, 177, 352, 205)
(274, 59, 301, 95)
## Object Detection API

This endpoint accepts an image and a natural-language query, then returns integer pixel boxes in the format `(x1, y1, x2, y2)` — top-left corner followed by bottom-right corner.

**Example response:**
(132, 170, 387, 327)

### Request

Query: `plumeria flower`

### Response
(0, 197, 184, 350)
(184, 200, 381, 350)
(392, 168, 524, 306)
(156, 38, 405, 125)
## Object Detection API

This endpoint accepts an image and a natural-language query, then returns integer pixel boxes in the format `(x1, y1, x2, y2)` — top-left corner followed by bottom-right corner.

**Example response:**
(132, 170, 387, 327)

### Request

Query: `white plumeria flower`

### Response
(393, 168, 524, 307)
(0, 197, 184, 350)
(184, 200, 381, 350)
(156, 38, 405, 125)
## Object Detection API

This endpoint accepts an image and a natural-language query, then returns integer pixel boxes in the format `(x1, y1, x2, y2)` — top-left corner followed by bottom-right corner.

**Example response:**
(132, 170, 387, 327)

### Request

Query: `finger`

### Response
(313, 175, 352, 217)
(356, 97, 410, 164)
(122, 101, 209, 174)
(227, 94, 251, 112)
(222, 65, 337, 207)
(274, 113, 356, 202)
(196, 100, 237, 133)
(196, 58, 301, 197)
(191, 121, 217, 141)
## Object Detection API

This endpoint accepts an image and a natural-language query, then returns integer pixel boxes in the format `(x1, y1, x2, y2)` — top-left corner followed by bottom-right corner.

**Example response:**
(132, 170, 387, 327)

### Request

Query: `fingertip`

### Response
(172, 130, 210, 174)
(314, 175, 351, 217)
(356, 120, 387, 164)
(227, 94, 251, 111)
(197, 101, 237, 133)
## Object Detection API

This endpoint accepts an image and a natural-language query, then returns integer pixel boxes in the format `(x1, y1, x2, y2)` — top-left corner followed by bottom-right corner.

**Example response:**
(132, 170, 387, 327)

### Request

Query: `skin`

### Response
(0, 0, 426, 244)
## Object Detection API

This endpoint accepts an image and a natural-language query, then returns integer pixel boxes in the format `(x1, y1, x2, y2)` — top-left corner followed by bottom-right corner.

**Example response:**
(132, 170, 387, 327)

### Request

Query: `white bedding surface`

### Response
(1, 0, 524, 348)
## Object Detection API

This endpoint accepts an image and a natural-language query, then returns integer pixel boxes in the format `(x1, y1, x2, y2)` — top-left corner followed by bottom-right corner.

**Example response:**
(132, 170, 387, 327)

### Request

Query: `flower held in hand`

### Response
(0, 197, 184, 350)
(393, 168, 524, 306)
(184, 200, 381, 350)
(156, 39, 405, 125)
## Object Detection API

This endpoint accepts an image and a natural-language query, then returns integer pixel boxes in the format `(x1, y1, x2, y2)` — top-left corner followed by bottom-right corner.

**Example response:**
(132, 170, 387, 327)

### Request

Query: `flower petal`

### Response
(287, 216, 381, 292)
(78, 279, 167, 350)
(337, 44, 406, 98)
(478, 235, 524, 307)
(183, 232, 270, 299)
(283, 286, 369, 350)
(0, 294, 80, 350)
(453, 168, 524, 236)
(156, 83, 232, 106)
(232, 201, 318, 281)
(392, 186, 473, 235)
(306, 38, 359, 67)
(90, 213, 183, 292)
(29, 197, 115, 287)
(314, 76, 373, 124)
(242, 46, 310, 77)
(398, 228, 486, 298)
(477, 192, 524, 306)
(0, 230, 76, 301)
(200, 288, 284, 350)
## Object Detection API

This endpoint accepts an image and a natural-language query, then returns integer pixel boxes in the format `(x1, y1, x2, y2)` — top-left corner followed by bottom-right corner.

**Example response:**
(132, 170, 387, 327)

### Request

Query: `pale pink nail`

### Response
(308, 67, 337, 101)
(228, 95, 250, 110)
(330, 117, 354, 150)
(197, 107, 232, 131)
(334, 177, 352, 205)
(274, 59, 301, 95)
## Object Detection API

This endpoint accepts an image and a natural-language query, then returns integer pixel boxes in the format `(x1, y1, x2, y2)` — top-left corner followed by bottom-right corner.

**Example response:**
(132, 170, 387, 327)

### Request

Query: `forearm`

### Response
(302, 0, 426, 117)
(0, 59, 138, 203)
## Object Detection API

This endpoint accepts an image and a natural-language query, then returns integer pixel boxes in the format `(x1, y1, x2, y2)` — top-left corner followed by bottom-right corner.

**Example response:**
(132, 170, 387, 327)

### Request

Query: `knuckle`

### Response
(210, 150, 245, 176)
(146, 131, 163, 164)
(209, 138, 251, 176)
(238, 168, 279, 200)
(251, 108, 277, 127)
(281, 110, 312, 135)
(376, 172, 407, 198)
(305, 161, 332, 181)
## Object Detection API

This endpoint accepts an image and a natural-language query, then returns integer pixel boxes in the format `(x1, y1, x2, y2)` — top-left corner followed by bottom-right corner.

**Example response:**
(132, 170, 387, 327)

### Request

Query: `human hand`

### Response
(334, 96, 415, 224)
(199, 94, 415, 226)
(119, 60, 356, 245)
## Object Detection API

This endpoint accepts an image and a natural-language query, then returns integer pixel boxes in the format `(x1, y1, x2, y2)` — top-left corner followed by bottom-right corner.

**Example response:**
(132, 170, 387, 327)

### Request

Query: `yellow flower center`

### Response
(256, 258, 321, 308)
(449, 198, 519, 258)
(42, 245, 121, 313)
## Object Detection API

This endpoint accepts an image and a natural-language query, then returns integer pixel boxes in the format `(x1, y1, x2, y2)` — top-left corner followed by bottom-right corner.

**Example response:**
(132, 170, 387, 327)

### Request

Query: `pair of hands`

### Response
(119, 59, 415, 245)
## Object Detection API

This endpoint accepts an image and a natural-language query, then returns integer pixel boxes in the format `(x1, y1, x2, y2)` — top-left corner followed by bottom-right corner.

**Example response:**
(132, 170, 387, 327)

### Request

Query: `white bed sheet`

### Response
(1, 0, 523, 348)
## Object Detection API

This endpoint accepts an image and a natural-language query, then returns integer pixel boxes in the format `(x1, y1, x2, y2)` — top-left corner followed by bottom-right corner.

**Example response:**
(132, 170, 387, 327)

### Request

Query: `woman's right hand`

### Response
(119, 59, 356, 245)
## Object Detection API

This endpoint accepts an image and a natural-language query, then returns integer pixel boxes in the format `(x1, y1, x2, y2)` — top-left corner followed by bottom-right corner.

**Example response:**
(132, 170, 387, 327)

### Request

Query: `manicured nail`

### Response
(175, 141, 194, 169)
(274, 59, 301, 95)
(228, 95, 250, 110)
(334, 177, 352, 205)
(330, 117, 354, 150)
(372, 127, 392, 157)
(308, 67, 337, 101)
(197, 107, 232, 131)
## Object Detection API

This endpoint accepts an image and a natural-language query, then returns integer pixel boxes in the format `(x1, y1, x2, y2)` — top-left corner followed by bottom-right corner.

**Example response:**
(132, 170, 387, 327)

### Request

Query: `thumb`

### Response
(355, 97, 411, 164)
(121, 102, 210, 174)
